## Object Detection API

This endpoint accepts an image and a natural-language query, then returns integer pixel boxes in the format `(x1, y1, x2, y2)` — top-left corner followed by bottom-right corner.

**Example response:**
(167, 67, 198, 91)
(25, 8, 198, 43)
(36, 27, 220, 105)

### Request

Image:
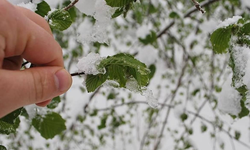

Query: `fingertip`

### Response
(36, 99, 51, 107)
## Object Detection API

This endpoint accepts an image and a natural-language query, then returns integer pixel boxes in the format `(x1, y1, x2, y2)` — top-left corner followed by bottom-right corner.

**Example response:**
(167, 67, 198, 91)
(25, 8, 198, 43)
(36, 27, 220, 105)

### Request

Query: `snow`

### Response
(216, 16, 242, 29)
(24, 104, 47, 120)
(218, 76, 242, 116)
(76, 53, 106, 75)
(74, 0, 114, 44)
(141, 89, 159, 108)
(136, 45, 158, 66)
(231, 45, 250, 88)
(72, 0, 96, 16)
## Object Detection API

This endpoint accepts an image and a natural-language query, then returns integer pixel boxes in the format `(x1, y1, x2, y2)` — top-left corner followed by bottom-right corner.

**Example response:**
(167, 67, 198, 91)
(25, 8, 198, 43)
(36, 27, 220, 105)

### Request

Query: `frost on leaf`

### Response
(77, 53, 106, 75)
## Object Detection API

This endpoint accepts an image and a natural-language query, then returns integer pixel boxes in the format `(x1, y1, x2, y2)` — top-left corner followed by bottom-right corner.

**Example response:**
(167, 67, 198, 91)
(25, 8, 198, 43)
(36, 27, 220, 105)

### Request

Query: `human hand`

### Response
(0, 0, 72, 118)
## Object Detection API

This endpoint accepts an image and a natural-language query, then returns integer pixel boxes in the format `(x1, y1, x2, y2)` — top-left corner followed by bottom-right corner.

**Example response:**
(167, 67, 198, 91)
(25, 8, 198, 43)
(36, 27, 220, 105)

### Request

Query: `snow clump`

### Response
(216, 16, 242, 29)
(73, 0, 115, 43)
(218, 76, 242, 116)
(76, 53, 106, 75)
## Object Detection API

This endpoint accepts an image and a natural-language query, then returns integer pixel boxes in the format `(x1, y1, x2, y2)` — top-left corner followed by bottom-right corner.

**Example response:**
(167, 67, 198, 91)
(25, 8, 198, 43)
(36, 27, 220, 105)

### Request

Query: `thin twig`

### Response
(187, 110, 250, 149)
(153, 62, 188, 150)
(84, 87, 101, 113)
(63, 0, 79, 11)
(95, 101, 174, 112)
(191, 0, 206, 13)
(157, 0, 220, 38)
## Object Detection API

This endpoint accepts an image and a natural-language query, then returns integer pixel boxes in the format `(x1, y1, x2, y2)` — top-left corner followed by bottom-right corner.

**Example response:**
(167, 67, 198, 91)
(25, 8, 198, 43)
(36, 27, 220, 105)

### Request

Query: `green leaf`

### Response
(85, 53, 150, 93)
(112, 7, 125, 18)
(0, 145, 7, 150)
(32, 112, 66, 139)
(201, 124, 207, 133)
(35, 1, 51, 17)
(47, 96, 61, 109)
(1, 108, 23, 124)
(169, 11, 180, 19)
(210, 28, 232, 54)
(106, 0, 134, 7)
(48, 10, 72, 31)
(234, 131, 241, 140)
(238, 100, 249, 118)
(99, 53, 150, 87)
(127, 67, 149, 87)
(98, 114, 108, 130)
(148, 64, 156, 80)
(139, 31, 157, 45)
(100, 53, 150, 77)
(0, 117, 20, 135)
(180, 113, 188, 122)
(86, 74, 108, 92)
(107, 65, 127, 87)
(0, 108, 22, 135)
(62, 1, 77, 22)
(240, 22, 250, 35)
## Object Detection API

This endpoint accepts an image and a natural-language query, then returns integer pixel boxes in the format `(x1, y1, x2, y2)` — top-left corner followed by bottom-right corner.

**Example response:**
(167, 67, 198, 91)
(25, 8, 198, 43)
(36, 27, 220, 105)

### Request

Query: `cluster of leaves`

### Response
(210, 17, 250, 118)
(86, 53, 151, 92)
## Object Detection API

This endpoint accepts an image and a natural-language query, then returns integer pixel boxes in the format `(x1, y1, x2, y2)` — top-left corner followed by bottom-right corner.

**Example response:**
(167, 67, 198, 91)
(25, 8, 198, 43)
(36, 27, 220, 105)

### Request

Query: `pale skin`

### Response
(0, 0, 72, 118)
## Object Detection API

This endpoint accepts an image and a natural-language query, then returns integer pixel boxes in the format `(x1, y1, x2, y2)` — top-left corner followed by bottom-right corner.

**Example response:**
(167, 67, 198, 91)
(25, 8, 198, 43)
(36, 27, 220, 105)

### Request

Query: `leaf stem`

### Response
(63, 0, 79, 11)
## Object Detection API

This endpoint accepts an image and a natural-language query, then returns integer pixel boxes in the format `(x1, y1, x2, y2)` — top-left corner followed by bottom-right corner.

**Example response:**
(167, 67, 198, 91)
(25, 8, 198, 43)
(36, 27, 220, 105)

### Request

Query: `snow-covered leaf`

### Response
(35, 1, 51, 17)
(0, 108, 22, 135)
(99, 53, 150, 87)
(48, 10, 72, 31)
(32, 112, 66, 139)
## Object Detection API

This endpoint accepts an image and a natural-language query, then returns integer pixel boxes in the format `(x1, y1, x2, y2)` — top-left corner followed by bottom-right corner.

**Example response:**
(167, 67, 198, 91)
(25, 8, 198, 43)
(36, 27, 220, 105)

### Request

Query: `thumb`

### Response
(0, 67, 72, 117)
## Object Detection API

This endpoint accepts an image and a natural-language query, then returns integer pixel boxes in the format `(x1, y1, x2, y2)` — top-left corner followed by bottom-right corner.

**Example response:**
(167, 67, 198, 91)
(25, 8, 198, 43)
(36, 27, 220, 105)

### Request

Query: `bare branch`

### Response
(94, 101, 174, 112)
(63, 0, 79, 11)
(153, 62, 188, 150)
(191, 0, 206, 13)
(157, 0, 220, 38)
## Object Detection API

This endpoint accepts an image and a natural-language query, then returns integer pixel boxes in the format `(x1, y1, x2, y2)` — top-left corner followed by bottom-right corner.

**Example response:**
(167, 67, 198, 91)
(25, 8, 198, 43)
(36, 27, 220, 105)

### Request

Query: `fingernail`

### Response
(55, 69, 72, 92)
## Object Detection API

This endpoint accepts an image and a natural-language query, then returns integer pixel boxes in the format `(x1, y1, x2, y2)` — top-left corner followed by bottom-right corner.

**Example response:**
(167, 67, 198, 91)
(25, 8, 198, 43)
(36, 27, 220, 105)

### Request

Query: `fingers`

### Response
(36, 100, 52, 107)
(15, 7, 53, 36)
(0, 0, 63, 67)
(0, 67, 72, 118)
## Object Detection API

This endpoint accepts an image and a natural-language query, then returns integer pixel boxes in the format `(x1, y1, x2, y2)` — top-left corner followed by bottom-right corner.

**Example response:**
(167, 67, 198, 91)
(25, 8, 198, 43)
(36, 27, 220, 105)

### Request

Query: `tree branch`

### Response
(157, 0, 220, 38)
(153, 62, 188, 150)
(63, 0, 79, 11)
